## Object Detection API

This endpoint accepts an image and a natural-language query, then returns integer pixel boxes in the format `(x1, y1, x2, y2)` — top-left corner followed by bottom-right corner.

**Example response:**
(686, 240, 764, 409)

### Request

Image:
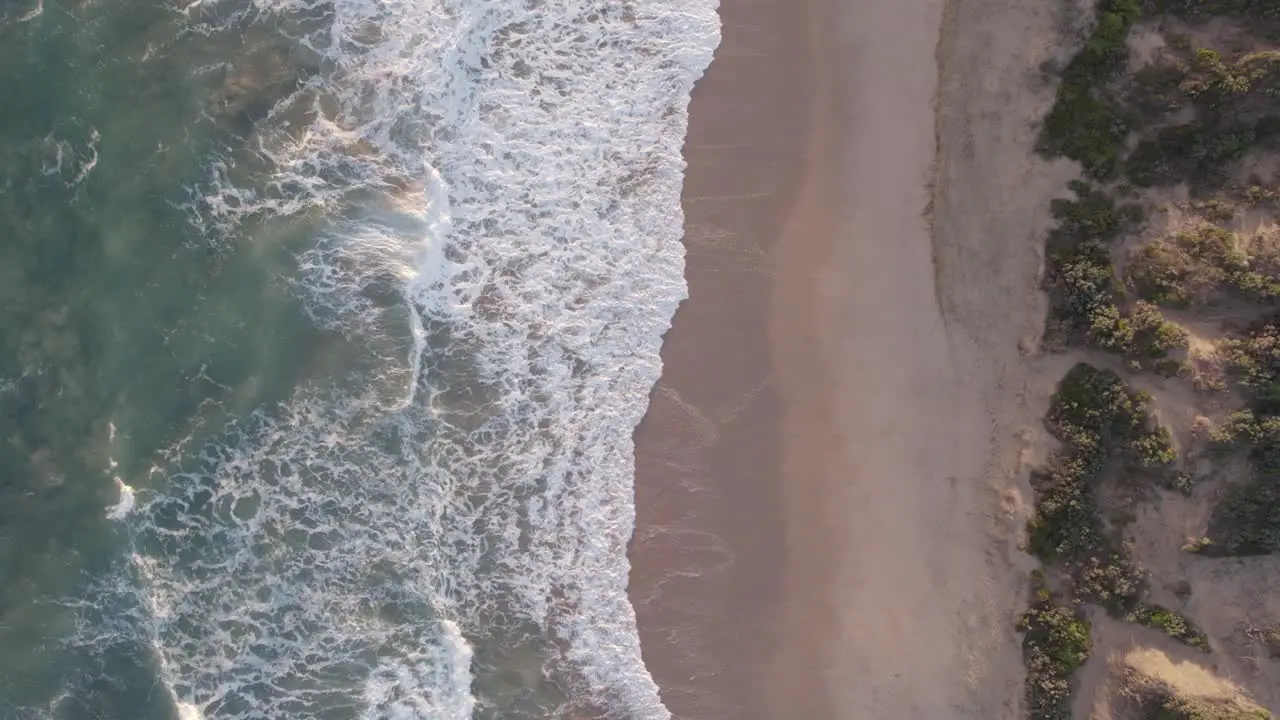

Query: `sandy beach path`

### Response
(769, 0, 1000, 715)
(633, 0, 1075, 716)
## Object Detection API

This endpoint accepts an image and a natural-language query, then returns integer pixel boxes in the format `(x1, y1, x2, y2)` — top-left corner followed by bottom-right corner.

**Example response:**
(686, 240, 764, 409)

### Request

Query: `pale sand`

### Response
(632, 0, 1078, 717)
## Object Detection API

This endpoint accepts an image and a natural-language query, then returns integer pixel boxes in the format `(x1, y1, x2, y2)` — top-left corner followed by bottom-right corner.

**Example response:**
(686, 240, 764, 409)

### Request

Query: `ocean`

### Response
(0, 0, 719, 717)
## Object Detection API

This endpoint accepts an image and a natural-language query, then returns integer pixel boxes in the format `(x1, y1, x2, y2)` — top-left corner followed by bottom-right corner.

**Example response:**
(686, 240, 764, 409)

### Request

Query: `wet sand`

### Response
(632, 0, 1076, 716)
(628, 0, 814, 716)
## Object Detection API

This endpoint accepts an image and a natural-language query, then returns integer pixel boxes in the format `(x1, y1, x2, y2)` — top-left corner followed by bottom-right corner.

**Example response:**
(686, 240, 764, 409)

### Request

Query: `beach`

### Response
(632, 0, 1079, 716)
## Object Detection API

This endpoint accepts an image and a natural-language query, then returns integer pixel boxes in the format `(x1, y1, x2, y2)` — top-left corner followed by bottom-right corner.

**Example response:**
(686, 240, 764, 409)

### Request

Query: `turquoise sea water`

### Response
(0, 3, 334, 715)
(0, 0, 719, 717)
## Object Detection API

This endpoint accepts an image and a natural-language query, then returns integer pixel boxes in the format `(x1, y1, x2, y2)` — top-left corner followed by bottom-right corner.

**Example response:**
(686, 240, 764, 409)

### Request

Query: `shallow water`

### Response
(0, 0, 719, 718)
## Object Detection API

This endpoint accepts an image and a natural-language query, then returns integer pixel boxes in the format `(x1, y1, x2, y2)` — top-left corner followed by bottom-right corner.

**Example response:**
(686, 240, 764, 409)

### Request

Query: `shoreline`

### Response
(632, 0, 1077, 716)
(628, 0, 816, 716)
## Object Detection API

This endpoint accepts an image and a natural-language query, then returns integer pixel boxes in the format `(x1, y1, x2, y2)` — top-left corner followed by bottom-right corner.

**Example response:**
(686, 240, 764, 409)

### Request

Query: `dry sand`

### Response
(631, 0, 1081, 717)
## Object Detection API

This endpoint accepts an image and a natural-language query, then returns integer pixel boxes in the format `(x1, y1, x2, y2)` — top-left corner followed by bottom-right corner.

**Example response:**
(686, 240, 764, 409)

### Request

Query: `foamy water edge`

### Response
(54, 1, 722, 718)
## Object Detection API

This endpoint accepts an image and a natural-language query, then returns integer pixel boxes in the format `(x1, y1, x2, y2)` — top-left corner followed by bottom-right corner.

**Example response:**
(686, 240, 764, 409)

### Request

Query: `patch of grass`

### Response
(1219, 319, 1280, 409)
(1203, 322, 1280, 555)
(1132, 603, 1212, 651)
(1049, 180, 1144, 245)
(1042, 183, 1194, 361)
(1048, 240, 1130, 349)
(1131, 300, 1191, 359)
(1127, 224, 1280, 306)
(1149, 0, 1280, 41)
(1125, 122, 1260, 190)
(1039, 0, 1143, 178)
(1020, 572, 1092, 720)
(1208, 476, 1280, 555)
(1138, 692, 1272, 720)
(1041, 184, 1194, 363)
(1029, 364, 1177, 611)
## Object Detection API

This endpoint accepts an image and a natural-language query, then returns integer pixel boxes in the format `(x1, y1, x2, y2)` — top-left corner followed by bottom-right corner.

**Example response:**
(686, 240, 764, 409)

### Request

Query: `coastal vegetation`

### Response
(1131, 681, 1271, 720)
(1026, 0, 1280, 714)
(1109, 649, 1275, 720)
(1020, 572, 1092, 720)
(1039, 0, 1141, 178)
(1200, 322, 1280, 554)
(1028, 366, 1208, 641)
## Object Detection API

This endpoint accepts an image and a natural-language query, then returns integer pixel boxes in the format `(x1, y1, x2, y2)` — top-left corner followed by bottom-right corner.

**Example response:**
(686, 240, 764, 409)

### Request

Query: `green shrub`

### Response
(1203, 320, 1280, 555)
(1132, 603, 1212, 651)
(1263, 625, 1280, 657)
(1195, 199, 1237, 223)
(1177, 47, 1280, 104)
(1039, 0, 1143, 178)
(1126, 122, 1258, 189)
(1130, 301, 1190, 358)
(1130, 63, 1191, 120)
(1208, 477, 1280, 555)
(1049, 180, 1142, 244)
(1043, 183, 1172, 355)
(1219, 319, 1280, 396)
(1049, 241, 1129, 347)
(1021, 574, 1092, 720)
(1127, 225, 1280, 306)
(1029, 365, 1173, 611)
(1147, 0, 1280, 41)
(1128, 237, 1217, 307)
(1047, 363, 1172, 467)
(1074, 552, 1146, 614)
(1208, 410, 1280, 448)
(1029, 460, 1107, 561)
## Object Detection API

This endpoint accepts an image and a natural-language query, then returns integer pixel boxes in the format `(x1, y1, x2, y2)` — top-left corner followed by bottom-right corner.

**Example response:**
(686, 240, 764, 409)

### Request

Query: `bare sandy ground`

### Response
(632, 0, 1081, 717)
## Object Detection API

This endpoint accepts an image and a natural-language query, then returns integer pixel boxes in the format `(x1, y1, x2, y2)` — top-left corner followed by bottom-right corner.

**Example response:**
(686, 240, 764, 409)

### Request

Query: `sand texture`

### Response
(631, 0, 1085, 716)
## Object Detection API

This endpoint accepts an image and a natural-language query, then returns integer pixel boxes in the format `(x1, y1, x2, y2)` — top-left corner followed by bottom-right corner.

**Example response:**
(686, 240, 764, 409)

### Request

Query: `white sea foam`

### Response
(93, 0, 721, 717)
(104, 477, 136, 520)
(361, 620, 476, 720)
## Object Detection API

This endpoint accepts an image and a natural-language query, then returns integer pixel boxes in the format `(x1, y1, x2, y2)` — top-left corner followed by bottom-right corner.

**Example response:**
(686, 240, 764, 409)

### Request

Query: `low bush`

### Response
(1208, 477, 1280, 555)
(1039, 0, 1143, 178)
(1219, 318, 1280, 401)
(1043, 186, 1199, 362)
(1030, 365, 1174, 609)
(1020, 573, 1092, 720)
(1128, 225, 1280, 306)
(1049, 180, 1143, 245)
(1203, 320, 1280, 555)
(1132, 603, 1212, 651)
(1130, 300, 1191, 359)
(1146, 0, 1280, 44)
(1046, 363, 1175, 472)
(1025, 367, 1214, 717)
(1049, 241, 1130, 349)
(1126, 122, 1259, 190)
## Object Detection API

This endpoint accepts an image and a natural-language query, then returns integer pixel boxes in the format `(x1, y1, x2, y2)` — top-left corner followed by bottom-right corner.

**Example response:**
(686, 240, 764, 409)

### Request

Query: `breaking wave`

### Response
(57, 0, 721, 717)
